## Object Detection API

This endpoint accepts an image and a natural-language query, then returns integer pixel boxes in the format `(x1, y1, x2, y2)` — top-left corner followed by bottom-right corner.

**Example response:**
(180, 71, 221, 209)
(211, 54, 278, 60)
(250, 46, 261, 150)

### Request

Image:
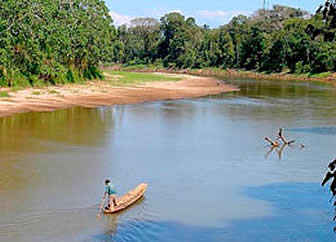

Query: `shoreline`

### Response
(0, 73, 238, 118)
(108, 66, 336, 84)
(193, 69, 336, 84)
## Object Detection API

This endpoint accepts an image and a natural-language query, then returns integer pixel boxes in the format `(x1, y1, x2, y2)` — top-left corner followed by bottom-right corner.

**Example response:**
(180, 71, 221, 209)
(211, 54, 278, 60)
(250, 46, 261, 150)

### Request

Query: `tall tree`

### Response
(0, 0, 115, 86)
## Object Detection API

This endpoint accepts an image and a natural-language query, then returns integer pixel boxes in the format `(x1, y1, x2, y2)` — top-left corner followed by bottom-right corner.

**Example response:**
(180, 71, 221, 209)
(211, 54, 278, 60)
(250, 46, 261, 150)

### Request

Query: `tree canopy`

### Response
(0, 0, 115, 87)
(112, 2, 336, 75)
(1, 1, 336, 88)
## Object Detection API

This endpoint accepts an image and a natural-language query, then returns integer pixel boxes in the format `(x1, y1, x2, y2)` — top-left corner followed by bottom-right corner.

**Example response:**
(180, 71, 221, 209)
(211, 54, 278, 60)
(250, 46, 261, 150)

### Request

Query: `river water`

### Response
(1, 78, 336, 242)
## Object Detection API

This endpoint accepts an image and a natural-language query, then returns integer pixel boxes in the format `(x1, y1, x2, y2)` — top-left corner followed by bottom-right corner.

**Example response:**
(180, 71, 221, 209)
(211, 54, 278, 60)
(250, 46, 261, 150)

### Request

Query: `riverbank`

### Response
(194, 69, 336, 84)
(0, 72, 238, 118)
(108, 65, 336, 84)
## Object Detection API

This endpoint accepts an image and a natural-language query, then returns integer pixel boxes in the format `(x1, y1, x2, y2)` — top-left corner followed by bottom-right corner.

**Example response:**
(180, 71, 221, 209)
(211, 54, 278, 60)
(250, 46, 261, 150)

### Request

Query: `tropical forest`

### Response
(1, 0, 336, 87)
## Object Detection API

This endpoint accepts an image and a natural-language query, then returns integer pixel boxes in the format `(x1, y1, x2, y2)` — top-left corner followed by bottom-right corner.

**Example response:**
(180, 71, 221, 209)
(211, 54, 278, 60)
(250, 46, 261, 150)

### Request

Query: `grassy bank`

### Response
(0, 70, 181, 93)
(104, 65, 336, 84)
(102, 70, 181, 86)
(0, 91, 9, 98)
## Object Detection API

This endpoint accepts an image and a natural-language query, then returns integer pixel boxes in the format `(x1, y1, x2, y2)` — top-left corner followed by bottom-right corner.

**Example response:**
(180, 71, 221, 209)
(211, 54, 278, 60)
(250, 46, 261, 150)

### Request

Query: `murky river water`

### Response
(1, 78, 336, 242)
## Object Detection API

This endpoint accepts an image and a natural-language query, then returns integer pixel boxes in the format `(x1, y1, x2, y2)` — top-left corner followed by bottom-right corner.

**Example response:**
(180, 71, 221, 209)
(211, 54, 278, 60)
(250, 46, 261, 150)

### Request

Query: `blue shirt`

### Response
(105, 184, 116, 195)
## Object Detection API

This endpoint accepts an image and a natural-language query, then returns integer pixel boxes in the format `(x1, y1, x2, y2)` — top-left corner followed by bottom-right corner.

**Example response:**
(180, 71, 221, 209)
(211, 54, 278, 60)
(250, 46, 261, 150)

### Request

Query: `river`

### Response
(0, 78, 336, 242)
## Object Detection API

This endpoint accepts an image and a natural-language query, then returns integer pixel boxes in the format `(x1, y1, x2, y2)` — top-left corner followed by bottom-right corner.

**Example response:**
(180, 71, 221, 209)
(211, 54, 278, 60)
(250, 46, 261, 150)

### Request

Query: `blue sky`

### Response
(106, 0, 324, 27)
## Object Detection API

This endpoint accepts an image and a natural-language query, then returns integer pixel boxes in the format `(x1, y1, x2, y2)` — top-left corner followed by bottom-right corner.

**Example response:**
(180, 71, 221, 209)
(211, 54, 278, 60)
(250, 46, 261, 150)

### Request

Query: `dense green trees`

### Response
(1, 1, 336, 88)
(0, 0, 114, 87)
(113, 2, 336, 75)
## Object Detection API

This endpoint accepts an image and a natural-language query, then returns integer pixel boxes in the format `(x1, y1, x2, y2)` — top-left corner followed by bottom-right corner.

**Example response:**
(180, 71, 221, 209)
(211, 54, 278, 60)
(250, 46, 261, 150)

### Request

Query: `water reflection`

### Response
(265, 144, 287, 160)
(0, 107, 117, 153)
(97, 215, 119, 241)
(264, 128, 304, 160)
(213, 78, 336, 122)
(92, 197, 145, 242)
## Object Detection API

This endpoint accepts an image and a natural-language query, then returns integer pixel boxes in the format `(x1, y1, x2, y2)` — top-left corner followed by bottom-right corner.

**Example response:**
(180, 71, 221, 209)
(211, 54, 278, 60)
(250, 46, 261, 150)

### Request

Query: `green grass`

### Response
(0, 91, 9, 98)
(11, 86, 24, 92)
(309, 72, 332, 78)
(48, 90, 59, 94)
(32, 91, 42, 95)
(103, 71, 181, 86)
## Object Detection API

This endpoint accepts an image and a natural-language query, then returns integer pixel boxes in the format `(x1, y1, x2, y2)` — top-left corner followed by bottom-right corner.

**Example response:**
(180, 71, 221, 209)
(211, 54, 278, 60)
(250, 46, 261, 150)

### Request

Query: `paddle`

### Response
(97, 196, 106, 217)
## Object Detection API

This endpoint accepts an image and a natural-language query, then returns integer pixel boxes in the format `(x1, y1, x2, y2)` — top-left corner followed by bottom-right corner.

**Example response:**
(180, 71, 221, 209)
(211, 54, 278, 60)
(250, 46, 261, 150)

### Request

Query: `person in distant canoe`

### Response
(104, 179, 117, 210)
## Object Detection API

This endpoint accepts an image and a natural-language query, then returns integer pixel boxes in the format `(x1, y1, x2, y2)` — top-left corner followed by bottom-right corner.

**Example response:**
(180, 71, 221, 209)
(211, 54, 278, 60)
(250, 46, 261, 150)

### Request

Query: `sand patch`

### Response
(0, 73, 238, 117)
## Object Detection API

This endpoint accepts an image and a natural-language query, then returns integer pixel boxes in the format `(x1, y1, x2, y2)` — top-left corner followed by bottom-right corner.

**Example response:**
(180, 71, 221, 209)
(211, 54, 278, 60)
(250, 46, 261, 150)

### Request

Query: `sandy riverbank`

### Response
(0, 73, 238, 118)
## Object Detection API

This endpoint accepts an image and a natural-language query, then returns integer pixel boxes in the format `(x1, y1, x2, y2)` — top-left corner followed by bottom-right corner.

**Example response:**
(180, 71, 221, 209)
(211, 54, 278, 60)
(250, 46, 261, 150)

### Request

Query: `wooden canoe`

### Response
(103, 183, 147, 214)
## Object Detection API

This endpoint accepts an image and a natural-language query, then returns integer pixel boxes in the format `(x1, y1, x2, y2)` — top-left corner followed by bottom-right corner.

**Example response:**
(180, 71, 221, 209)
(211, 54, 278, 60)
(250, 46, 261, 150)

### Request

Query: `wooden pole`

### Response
(97, 196, 106, 217)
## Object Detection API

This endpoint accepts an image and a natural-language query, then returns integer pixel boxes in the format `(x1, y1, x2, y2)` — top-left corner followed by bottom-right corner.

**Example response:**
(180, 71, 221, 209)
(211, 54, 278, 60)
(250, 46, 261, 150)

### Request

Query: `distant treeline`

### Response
(113, 1, 336, 75)
(1, 1, 336, 87)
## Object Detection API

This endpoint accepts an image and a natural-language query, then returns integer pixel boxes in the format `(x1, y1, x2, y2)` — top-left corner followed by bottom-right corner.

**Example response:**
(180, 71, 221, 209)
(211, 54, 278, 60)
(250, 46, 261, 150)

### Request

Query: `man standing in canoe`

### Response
(104, 179, 117, 210)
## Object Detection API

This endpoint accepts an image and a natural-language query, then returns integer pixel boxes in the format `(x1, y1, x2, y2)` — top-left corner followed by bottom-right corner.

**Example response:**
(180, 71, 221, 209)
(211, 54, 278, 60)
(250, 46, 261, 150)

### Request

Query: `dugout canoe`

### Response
(104, 183, 147, 214)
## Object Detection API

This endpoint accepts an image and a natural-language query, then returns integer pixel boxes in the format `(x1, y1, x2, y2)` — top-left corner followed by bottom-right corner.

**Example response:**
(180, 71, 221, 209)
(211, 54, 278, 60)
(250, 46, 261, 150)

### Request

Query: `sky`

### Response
(106, 0, 324, 27)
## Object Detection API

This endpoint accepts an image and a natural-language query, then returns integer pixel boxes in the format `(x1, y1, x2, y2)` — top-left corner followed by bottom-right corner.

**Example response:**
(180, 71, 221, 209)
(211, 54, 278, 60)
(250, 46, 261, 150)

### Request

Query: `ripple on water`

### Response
(97, 197, 161, 242)
(0, 190, 156, 242)
(0, 206, 116, 242)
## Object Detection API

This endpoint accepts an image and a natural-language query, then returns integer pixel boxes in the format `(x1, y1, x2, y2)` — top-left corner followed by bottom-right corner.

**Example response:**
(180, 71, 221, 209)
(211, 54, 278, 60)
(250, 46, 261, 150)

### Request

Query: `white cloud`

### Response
(109, 11, 138, 26)
(148, 8, 184, 19)
(109, 9, 185, 27)
(109, 9, 250, 28)
(168, 9, 184, 15)
(198, 10, 250, 21)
